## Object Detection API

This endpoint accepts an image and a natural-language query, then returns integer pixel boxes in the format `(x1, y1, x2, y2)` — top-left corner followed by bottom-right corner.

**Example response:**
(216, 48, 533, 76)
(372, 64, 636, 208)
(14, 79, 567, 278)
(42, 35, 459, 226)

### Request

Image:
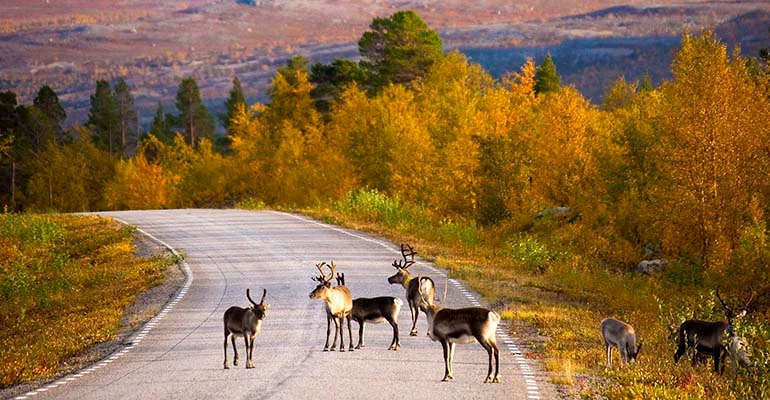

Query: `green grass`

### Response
(0, 213, 176, 387)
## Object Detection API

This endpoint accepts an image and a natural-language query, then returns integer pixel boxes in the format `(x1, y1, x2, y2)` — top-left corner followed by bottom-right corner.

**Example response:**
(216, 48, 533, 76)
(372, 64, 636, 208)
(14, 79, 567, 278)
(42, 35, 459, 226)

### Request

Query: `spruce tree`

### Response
(88, 80, 120, 156)
(113, 78, 139, 156)
(534, 53, 561, 94)
(221, 76, 246, 133)
(175, 77, 215, 146)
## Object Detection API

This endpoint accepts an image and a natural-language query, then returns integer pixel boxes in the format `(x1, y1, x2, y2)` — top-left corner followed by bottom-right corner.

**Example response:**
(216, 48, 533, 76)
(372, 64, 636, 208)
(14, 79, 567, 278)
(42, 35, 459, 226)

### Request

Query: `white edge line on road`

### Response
(279, 211, 541, 398)
(14, 216, 194, 400)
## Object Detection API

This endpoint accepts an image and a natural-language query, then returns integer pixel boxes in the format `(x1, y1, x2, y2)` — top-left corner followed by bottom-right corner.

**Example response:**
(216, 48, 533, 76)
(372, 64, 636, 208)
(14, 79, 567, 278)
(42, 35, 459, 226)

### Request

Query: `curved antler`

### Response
(313, 261, 331, 283)
(393, 243, 417, 269)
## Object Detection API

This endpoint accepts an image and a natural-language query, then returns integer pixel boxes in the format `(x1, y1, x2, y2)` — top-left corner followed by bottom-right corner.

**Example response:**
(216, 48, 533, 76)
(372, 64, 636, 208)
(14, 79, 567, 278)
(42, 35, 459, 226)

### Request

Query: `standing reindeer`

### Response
(309, 261, 354, 352)
(421, 279, 501, 383)
(336, 269, 403, 350)
(387, 243, 435, 336)
(223, 288, 269, 369)
(673, 288, 753, 373)
(600, 318, 642, 367)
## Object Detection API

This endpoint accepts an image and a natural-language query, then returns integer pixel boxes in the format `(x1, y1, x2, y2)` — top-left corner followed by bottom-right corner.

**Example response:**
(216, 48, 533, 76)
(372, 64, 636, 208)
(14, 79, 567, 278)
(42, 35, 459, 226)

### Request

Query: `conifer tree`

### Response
(113, 78, 139, 156)
(32, 85, 68, 144)
(149, 102, 174, 143)
(221, 76, 246, 133)
(175, 76, 215, 147)
(358, 10, 444, 91)
(88, 80, 120, 157)
(534, 53, 561, 94)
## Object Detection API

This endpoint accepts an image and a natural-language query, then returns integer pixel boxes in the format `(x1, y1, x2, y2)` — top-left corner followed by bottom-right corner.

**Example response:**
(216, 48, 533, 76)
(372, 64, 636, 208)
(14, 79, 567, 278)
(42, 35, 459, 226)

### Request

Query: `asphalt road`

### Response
(15, 209, 555, 400)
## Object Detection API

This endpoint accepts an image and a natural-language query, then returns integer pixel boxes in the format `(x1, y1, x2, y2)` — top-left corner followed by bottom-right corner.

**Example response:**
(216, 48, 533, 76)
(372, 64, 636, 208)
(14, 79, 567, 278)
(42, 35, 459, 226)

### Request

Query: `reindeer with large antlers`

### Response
(673, 287, 754, 373)
(387, 243, 435, 336)
(309, 261, 354, 352)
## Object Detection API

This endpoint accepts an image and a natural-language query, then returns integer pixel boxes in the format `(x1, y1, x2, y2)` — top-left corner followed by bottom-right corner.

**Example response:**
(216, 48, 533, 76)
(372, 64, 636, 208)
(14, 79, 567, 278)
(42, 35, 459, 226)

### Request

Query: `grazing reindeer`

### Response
(600, 318, 642, 367)
(351, 296, 403, 350)
(387, 243, 435, 336)
(309, 261, 354, 352)
(673, 288, 753, 373)
(421, 279, 501, 383)
(223, 288, 269, 369)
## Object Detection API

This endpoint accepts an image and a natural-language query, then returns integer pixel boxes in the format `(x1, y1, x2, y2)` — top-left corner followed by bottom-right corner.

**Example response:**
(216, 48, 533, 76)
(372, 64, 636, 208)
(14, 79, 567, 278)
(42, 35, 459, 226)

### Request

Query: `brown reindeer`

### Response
(309, 261, 354, 352)
(387, 243, 435, 336)
(223, 288, 269, 369)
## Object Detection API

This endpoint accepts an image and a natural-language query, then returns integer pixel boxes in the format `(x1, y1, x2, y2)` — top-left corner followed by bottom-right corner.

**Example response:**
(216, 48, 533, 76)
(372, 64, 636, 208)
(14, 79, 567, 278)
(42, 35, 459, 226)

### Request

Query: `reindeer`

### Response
(421, 278, 501, 383)
(600, 318, 642, 367)
(223, 288, 269, 369)
(309, 261, 354, 352)
(335, 270, 403, 350)
(387, 243, 435, 336)
(351, 296, 403, 350)
(673, 288, 753, 373)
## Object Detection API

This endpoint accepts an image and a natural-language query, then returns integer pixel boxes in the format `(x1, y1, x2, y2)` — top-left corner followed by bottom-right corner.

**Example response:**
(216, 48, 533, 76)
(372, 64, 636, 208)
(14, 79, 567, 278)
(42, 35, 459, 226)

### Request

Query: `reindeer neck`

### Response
(402, 275, 414, 289)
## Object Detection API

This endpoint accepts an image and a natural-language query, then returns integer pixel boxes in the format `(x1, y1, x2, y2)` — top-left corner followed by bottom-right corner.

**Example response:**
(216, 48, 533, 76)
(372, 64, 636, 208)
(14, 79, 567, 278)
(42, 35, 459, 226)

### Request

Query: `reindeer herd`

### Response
(222, 243, 755, 384)
(602, 287, 756, 378)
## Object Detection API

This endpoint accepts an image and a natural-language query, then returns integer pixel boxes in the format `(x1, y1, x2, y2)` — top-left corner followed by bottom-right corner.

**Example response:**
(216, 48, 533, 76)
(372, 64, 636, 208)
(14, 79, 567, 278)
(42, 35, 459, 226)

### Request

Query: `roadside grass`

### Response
(0, 213, 177, 388)
(302, 189, 770, 399)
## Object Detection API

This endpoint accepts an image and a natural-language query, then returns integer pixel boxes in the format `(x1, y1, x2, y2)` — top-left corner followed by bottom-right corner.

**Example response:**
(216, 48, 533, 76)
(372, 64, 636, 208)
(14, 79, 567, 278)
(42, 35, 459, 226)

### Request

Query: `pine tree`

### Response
(358, 10, 444, 91)
(149, 102, 173, 143)
(534, 53, 561, 95)
(32, 85, 68, 144)
(113, 78, 139, 156)
(221, 76, 246, 133)
(88, 80, 120, 157)
(175, 77, 215, 146)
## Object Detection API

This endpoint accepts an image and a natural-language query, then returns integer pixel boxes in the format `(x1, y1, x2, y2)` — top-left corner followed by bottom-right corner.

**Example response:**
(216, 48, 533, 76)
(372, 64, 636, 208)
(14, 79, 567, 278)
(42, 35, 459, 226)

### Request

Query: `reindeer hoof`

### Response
(233, 360, 238, 366)
(339, 347, 345, 352)
(349, 346, 354, 352)
(441, 376, 453, 382)
(224, 364, 229, 370)
(409, 330, 418, 336)
(484, 376, 500, 383)
(246, 363, 255, 369)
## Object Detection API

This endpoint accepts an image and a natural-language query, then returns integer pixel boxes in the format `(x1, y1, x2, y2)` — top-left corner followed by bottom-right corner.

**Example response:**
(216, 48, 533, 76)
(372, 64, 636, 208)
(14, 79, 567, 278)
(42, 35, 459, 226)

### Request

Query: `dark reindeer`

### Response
(673, 288, 753, 373)
(387, 243, 435, 336)
(223, 288, 269, 369)
(309, 261, 354, 352)
(336, 270, 403, 350)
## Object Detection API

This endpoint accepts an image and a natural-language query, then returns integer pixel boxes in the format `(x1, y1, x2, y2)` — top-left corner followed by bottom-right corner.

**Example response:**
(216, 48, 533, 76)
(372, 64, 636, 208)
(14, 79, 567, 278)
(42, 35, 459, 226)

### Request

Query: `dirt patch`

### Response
(0, 233, 185, 400)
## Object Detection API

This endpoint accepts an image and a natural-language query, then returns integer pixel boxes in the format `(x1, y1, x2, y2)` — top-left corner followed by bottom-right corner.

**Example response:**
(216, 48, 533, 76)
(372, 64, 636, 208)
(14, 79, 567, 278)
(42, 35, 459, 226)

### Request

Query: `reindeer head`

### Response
(246, 288, 270, 318)
(629, 341, 643, 364)
(387, 243, 417, 286)
(310, 261, 335, 299)
(716, 287, 754, 336)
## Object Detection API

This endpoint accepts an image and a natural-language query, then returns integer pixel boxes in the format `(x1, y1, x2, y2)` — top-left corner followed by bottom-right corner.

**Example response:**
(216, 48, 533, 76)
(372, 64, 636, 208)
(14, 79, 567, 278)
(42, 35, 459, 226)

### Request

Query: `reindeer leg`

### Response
(223, 331, 230, 369)
(232, 335, 239, 366)
(246, 333, 256, 369)
(441, 340, 452, 382)
(482, 340, 495, 383)
(387, 315, 400, 350)
(605, 345, 611, 367)
(333, 315, 343, 352)
(324, 313, 332, 351)
(347, 315, 354, 352)
(409, 300, 419, 336)
(447, 342, 456, 382)
(492, 340, 500, 383)
(356, 319, 365, 349)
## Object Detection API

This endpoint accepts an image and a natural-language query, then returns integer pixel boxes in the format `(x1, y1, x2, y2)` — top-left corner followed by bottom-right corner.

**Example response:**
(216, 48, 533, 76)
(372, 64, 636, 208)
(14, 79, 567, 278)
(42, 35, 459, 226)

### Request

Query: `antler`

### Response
(313, 261, 332, 283)
(393, 243, 417, 269)
(716, 286, 736, 319)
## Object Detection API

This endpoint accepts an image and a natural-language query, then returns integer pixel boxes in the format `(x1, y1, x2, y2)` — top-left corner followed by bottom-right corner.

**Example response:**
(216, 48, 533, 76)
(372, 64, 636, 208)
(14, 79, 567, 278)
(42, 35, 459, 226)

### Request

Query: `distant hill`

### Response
(0, 1, 768, 128)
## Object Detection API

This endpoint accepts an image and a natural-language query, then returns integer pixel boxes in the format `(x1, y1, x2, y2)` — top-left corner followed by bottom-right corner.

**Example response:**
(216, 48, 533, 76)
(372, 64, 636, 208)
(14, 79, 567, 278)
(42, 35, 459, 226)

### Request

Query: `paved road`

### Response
(16, 209, 554, 400)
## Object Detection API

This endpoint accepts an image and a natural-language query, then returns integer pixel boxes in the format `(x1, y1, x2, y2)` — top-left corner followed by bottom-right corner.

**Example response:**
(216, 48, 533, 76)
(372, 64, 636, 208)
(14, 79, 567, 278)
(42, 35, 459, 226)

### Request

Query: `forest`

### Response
(2, 10, 770, 398)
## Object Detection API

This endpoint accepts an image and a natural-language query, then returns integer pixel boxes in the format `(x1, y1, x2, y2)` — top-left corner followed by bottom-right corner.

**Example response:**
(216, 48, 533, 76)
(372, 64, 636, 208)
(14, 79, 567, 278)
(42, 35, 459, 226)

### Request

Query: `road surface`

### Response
(14, 209, 554, 400)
